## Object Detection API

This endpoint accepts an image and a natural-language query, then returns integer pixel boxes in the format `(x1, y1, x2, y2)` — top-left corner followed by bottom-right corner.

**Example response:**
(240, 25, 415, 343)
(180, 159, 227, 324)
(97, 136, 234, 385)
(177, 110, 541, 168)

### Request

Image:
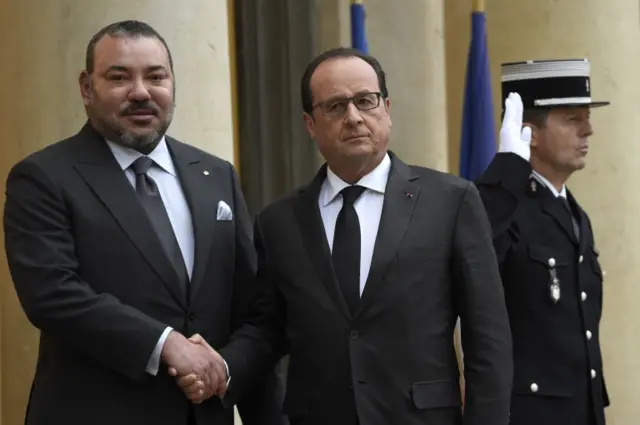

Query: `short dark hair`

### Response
(85, 20, 173, 74)
(300, 47, 389, 114)
(523, 108, 550, 128)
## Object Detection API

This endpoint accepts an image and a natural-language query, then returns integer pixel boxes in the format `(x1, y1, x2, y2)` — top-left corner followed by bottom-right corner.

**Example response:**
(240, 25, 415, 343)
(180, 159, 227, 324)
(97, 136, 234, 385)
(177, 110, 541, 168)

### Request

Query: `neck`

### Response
(531, 158, 571, 192)
(328, 152, 385, 184)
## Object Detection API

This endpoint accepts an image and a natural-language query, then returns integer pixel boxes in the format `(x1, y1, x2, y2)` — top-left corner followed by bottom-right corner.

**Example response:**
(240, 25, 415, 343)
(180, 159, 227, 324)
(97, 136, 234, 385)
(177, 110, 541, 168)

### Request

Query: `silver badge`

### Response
(548, 268, 561, 303)
(550, 277, 561, 303)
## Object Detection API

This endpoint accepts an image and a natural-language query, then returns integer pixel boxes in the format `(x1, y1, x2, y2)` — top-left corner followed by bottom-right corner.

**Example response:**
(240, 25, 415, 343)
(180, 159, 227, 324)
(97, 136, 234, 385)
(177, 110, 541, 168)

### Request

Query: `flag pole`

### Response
(472, 0, 485, 12)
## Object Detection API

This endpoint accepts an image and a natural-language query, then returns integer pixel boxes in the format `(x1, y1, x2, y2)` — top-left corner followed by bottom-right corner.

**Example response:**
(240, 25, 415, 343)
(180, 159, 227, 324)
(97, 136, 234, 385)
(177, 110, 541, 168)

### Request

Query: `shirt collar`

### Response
(320, 153, 391, 207)
(531, 170, 566, 198)
(105, 136, 176, 176)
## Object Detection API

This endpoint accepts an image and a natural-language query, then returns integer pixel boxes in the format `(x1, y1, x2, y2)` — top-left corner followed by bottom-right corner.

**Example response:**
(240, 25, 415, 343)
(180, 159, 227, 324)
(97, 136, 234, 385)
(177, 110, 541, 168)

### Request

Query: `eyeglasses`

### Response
(312, 92, 383, 117)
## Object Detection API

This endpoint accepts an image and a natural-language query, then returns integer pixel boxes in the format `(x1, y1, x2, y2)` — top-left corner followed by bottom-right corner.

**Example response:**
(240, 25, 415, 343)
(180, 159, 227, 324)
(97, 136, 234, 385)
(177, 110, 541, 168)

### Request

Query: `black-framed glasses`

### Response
(312, 92, 383, 117)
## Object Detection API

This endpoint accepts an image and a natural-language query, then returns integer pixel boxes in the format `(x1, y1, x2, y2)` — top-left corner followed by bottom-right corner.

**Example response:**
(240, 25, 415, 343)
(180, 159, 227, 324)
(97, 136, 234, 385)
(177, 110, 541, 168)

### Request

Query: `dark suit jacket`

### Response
(3, 123, 285, 425)
(229, 152, 513, 425)
(475, 153, 609, 425)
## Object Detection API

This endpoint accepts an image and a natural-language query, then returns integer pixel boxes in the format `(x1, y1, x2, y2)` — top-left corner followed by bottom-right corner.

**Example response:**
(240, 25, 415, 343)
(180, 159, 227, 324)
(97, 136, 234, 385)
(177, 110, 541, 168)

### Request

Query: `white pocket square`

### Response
(216, 200, 233, 221)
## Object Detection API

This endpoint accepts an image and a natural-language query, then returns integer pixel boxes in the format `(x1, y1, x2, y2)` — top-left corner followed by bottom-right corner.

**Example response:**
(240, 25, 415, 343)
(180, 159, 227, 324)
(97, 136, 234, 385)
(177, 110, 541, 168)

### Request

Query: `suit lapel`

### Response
(73, 123, 186, 307)
(166, 137, 219, 300)
(357, 154, 419, 316)
(294, 166, 352, 320)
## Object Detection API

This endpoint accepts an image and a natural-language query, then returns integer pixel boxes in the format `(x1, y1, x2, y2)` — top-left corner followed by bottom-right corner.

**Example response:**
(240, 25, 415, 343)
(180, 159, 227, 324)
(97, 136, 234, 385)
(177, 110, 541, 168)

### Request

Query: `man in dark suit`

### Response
(475, 59, 610, 425)
(183, 47, 513, 425)
(3, 20, 285, 425)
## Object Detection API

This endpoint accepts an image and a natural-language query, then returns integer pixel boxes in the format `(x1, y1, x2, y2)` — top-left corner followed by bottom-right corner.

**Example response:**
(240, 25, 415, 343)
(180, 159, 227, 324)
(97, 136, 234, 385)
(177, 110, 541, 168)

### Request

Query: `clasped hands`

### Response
(161, 331, 228, 404)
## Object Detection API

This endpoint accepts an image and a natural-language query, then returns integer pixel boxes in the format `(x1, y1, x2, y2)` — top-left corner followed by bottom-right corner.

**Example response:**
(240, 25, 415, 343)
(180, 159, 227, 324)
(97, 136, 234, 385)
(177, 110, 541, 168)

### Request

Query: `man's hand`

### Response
(499, 92, 532, 161)
(167, 333, 228, 404)
(161, 331, 227, 403)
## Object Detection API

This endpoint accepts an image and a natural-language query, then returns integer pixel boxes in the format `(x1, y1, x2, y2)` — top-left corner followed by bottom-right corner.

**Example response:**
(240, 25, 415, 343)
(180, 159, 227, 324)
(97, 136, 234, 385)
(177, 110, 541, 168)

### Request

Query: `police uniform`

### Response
(475, 59, 610, 425)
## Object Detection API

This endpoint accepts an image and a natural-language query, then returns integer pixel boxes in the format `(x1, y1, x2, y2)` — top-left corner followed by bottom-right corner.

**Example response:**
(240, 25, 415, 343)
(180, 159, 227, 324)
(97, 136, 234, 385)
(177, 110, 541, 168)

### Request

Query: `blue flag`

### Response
(350, 1, 368, 53)
(459, 9, 496, 181)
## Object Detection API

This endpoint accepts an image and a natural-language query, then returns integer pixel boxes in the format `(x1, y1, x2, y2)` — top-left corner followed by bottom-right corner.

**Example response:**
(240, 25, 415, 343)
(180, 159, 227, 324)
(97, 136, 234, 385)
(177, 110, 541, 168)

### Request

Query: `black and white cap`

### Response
(501, 58, 609, 109)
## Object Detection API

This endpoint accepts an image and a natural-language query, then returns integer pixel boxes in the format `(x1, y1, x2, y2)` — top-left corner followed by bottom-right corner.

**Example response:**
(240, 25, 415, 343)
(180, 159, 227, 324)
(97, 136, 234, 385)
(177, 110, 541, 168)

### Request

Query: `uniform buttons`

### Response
(591, 369, 597, 379)
(548, 258, 556, 267)
(349, 330, 360, 340)
(581, 292, 587, 301)
(579, 255, 584, 263)
(586, 330, 592, 340)
(530, 383, 539, 393)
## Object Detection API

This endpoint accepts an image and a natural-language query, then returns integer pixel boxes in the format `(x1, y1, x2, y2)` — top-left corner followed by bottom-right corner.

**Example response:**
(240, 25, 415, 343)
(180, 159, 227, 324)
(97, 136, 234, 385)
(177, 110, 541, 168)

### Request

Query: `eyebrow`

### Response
(103, 65, 168, 74)
(325, 90, 375, 101)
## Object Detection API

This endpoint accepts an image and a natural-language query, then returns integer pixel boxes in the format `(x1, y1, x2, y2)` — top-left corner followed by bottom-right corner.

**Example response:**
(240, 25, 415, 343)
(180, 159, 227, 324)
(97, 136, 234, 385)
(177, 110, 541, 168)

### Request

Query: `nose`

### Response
(343, 102, 363, 126)
(582, 118, 594, 137)
(128, 77, 151, 102)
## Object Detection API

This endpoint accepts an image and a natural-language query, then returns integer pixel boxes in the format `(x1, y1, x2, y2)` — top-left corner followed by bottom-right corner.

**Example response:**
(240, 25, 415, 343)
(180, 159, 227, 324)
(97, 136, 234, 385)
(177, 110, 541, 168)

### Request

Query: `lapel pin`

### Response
(405, 192, 413, 198)
(203, 170, 210, 176)
(530, 180, 537, 192)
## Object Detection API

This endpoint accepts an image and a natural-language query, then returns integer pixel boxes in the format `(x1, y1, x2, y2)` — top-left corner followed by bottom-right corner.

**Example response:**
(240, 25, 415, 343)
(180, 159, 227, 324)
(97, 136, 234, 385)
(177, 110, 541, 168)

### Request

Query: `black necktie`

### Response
(559, 196, 580, 240)
(131, 156, 189, 292)
(332, 185, 366, 314)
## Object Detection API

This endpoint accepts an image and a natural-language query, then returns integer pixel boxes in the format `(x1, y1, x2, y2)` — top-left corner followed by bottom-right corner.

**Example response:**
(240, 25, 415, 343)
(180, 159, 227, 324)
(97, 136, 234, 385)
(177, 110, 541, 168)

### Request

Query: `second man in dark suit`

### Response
(184, 47, 514, 425)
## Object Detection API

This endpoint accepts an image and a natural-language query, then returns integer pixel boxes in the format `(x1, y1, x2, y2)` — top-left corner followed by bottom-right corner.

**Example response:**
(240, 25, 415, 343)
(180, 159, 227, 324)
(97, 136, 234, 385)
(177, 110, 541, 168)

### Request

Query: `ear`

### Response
(79, 70, 92, 106)
(524, 121, 540, 148)
(303, 112, 315, 140)
(384, 97, 392, 127)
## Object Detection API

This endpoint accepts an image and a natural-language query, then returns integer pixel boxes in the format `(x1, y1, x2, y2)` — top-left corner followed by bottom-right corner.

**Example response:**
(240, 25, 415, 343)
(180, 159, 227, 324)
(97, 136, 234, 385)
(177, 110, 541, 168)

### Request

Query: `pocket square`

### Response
(217, 200, 233, 221)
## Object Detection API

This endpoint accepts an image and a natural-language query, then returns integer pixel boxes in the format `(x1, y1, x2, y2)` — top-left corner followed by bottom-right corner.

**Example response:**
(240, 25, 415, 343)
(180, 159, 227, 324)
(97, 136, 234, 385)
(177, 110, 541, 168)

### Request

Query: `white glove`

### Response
(498, 92, 532, 162)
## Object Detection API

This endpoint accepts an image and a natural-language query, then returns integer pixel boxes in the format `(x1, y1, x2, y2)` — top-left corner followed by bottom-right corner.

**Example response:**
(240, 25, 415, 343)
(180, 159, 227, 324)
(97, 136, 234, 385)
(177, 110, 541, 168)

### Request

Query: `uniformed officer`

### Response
(475, 58, 610, 425)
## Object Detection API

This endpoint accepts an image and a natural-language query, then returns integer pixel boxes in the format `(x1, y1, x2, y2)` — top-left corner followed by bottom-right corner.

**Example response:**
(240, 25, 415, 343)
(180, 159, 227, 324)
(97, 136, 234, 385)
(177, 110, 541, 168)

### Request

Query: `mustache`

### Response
(120, 102, 158, 115)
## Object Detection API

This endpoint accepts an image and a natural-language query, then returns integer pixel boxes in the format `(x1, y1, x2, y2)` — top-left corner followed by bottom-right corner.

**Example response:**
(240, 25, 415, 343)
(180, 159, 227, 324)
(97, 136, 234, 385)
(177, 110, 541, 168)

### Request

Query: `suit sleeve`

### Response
(3, 160, 168, 381)
(474, 152, 532, 265)
(219, 217, 287, 407)
(224, 163, 287, 424)
(452, 182, 513, 425)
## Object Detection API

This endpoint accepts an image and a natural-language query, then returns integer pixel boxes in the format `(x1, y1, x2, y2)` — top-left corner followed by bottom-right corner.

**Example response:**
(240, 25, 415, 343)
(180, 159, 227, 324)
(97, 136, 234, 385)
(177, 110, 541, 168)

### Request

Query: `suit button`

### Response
(349, 330, 359, 340)
(581, 292, 587, 301)
(530, 383, 539, 393)
(188, 312, 196, 322)
(586, 330, 592, 340)
(591, 369, 597, 379)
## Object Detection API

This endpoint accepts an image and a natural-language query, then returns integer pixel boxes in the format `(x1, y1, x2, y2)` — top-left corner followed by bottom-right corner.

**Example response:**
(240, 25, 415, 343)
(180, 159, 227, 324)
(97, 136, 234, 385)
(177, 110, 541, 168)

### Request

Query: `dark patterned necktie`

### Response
(131, 156, 189, 292)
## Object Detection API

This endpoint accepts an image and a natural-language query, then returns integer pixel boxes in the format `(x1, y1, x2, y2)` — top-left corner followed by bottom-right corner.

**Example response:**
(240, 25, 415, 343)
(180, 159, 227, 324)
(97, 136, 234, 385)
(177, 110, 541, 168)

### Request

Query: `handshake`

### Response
(161, 331, 229, 404)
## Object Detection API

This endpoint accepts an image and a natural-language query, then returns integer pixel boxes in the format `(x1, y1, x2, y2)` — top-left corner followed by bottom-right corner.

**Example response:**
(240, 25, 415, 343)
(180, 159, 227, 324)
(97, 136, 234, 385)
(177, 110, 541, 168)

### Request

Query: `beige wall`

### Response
(0, 1, 239, 423)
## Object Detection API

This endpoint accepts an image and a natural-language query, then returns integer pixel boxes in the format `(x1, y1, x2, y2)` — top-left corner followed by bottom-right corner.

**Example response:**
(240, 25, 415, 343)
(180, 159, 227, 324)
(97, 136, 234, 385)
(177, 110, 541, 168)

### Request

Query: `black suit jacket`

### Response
(475, 153, 609, 425)
(229, 152, 513, 425)
(3, 123, 285, 425)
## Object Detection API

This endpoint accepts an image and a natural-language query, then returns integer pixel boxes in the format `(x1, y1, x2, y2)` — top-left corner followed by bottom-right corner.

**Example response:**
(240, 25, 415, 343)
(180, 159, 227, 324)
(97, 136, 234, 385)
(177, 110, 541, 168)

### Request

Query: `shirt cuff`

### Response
(145, 326, 173, 376)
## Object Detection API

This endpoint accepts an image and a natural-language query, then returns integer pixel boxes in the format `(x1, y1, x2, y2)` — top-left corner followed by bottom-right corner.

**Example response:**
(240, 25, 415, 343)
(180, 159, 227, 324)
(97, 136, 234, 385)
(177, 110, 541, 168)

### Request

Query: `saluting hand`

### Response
(498, 92, 532, 161)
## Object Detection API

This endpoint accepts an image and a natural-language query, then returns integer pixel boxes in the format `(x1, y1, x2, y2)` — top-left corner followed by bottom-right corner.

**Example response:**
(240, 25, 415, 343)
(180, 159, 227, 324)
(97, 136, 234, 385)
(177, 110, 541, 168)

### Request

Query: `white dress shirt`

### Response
(106, 138, 194, 376)
(318, 153, 391, 296)
(531, 170, 567, 199)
